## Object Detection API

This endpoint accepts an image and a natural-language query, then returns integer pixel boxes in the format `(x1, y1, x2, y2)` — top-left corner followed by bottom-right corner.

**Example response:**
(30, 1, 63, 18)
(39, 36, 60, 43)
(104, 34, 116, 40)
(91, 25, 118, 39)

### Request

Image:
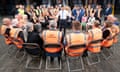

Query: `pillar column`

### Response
(48, 0, 51, 6)
(63, 0, 65, 6)
(26, 0, 30, 11)
(89, 0, 92, 4)
(86, 0, 88, 6)
(112, 0, 115, 15)
(26, 0, 30, 5)
(93, 0, 97, 4)
(66, 0, 69, 6)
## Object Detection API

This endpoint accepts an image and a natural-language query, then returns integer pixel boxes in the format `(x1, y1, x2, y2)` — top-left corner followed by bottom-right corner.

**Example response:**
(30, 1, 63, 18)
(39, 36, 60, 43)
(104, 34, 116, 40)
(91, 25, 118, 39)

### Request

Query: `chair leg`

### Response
(15, 48, 26, 62)
(67, 56, 84, 72)
(101, 48, 113, 60)
(25, 55, 42, 69)
(111, 44, 116, 54)
(45, 56, 62, 70)
(7, 44, 17, 56)
(86, 52, 100, 65)
(62, 50, 66, 61)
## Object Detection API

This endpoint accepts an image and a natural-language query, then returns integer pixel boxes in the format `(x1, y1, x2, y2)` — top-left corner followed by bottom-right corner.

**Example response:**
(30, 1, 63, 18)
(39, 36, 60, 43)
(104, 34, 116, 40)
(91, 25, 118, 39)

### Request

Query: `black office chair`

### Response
(66, 44, 86, 72)
(44, 44, 62, 70)
(23, 43, 42, 69)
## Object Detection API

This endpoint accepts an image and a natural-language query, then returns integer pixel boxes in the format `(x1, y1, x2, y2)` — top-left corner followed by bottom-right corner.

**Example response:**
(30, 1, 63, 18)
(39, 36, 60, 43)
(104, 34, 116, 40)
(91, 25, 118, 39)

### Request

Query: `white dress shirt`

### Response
(87, 17, 95, 25)
(106, 8, 109, 12)
(12, 19, 18, 27)
(57, 10, 70, 20)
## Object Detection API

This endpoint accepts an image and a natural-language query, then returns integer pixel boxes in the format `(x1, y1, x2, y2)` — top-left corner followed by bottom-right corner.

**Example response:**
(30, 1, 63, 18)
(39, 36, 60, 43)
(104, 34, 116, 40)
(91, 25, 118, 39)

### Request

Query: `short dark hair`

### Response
(104, 20, 113, 28)
(72, 21, 81, 30)
(94, 20, 100, 27)
(49, 20, 57, 28)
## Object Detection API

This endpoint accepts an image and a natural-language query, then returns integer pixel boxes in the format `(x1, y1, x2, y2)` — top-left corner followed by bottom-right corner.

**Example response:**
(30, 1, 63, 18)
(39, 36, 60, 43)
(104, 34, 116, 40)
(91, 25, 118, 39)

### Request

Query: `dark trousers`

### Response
(45, 51, 62, 64)
(50, 51, 62, 64)
(50, 56, 61, 64)
(104, 16, 107, 21)
(59, 19, 67, 35)
(82, 50, 88, 57)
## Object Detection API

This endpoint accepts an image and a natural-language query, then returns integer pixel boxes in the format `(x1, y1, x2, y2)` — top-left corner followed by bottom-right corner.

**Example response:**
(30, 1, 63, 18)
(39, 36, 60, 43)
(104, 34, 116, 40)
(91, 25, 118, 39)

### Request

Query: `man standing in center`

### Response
(57, 6, 70, 35)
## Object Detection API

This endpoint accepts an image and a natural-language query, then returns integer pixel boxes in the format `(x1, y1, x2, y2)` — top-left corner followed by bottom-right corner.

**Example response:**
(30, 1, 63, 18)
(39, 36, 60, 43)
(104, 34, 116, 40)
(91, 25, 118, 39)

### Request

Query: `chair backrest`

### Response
(44, 43, 62, 54)
(23, 43, 40, 49)
(66, 44, 86, 57)
(68, 44, 86, 50)
(44, 44, 61, 48)
(89, 39, 103, 44)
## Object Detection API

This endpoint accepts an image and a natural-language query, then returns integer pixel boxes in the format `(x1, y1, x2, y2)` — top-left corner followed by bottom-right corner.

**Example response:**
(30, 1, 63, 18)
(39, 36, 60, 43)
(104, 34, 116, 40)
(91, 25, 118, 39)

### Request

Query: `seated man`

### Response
(42, 20, 63, 62)
(102, 21, 113, 48)
(87, 20, 103, 53)
(24, 24, 43, 56)
(0, 18, 12, 45)
(65, 21, 87, 57)
(8, 19, 26, 49)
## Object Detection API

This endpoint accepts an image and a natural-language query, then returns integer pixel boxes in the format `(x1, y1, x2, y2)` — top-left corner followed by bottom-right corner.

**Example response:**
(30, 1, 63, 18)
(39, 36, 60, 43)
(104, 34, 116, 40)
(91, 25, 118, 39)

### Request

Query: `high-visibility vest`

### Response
(0, 25, 8, 35)
(0, 25, 12, 45)
(65, 33, 86, 57)
(111, 25, 119, 43)
(88, 28, 103, 53)
(18, 9, 24, 15)
(10, 28, 24, 49)
(102, 28, 114, 48)
(35, 9, 40, 16)
(42, 30, 63, 53)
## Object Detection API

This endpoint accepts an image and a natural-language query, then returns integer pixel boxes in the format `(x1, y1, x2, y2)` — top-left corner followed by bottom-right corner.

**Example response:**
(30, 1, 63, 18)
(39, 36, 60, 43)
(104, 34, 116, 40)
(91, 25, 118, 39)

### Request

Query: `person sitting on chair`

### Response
(42, 20, 64, 63)
(65, 21, 87, 57)
(102, 21, 113, 48)
(0, 18, 12, 45)
(10, 20, 25, 49)
(87, 20, 103, 53)
(24, 24, 44, 56)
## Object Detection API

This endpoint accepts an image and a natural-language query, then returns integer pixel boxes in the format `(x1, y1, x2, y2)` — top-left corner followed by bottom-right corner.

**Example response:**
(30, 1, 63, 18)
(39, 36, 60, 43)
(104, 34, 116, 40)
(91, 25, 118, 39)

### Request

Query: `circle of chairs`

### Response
(5, 35, 116, 72)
